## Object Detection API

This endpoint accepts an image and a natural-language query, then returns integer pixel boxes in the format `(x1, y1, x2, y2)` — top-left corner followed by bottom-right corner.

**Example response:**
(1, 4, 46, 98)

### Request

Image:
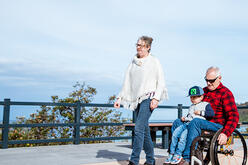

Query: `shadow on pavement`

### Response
(96, 149, 166, 165)
(96, 150, 129, 165)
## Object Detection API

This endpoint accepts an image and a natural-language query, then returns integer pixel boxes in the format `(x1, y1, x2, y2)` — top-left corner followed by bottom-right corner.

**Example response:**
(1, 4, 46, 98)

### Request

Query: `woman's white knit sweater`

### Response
(117, 54, 168, 110)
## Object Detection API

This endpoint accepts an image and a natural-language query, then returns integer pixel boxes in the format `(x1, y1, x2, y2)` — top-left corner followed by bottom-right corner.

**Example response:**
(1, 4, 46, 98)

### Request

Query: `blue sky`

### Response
(0, 0, 248, 121)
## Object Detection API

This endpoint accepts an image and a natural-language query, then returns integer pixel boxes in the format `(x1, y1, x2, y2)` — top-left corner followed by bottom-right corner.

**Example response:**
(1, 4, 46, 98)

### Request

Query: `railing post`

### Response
(73, 101, 81, 144)
(178, 104, 182, 119)
(2, 98, 10, 149)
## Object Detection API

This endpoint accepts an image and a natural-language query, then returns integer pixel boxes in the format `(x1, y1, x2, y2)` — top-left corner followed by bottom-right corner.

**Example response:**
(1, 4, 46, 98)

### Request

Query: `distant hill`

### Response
(237, 102, 248, 122)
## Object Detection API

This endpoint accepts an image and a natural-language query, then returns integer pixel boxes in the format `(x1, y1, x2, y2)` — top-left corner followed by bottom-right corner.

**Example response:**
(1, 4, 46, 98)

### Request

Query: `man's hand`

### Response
(217, 133, 227, 145)
(150, 99, 159, 110)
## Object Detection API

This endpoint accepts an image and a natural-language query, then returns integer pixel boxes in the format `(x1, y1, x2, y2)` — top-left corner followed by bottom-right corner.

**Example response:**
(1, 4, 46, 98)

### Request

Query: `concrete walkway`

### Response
(0, 142, 168, 165)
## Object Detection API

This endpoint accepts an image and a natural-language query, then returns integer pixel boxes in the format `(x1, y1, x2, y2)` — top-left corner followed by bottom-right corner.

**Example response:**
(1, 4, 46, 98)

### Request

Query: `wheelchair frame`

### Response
(190, 128, 247, 165)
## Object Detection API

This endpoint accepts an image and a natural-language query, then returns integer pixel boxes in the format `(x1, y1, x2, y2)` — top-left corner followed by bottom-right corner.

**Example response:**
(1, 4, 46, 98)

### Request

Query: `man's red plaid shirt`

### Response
(203, 83, 239, 137)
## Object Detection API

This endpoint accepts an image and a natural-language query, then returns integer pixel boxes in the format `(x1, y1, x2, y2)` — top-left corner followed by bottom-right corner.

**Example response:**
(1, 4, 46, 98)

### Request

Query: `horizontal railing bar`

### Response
(5, 123, 126, 128)
(158, 105, 188, 109)
(8, 138, 74, 145)
(80, 123, 125, 126)
(81, 103, 115, 107)
(5, 101, 77, 106)
(237, 106, 248, 109)
(8, 123, 75, 127)
(81, 104, 189, 109)
(79, 136, 131, 141)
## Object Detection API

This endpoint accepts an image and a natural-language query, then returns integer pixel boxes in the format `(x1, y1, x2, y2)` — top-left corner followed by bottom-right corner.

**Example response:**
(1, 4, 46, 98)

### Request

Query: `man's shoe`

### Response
(144, 160, 155, 165)
(177, 158, 189, 165)
(128, 161, 135, 165)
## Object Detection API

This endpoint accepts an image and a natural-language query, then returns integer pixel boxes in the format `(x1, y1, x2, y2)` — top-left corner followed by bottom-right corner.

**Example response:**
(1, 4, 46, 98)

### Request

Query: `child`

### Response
(164, 86, 214, 165)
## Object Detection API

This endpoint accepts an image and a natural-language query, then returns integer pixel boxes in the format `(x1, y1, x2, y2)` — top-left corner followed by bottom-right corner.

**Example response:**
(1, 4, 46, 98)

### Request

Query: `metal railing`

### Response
(0, 99, 189, 149)
(0, 98, 247, 149)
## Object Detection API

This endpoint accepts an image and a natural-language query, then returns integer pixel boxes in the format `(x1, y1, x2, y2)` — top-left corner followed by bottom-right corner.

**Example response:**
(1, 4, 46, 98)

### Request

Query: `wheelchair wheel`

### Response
(190, 136, 211, 165)
(210, 128, 247, 165)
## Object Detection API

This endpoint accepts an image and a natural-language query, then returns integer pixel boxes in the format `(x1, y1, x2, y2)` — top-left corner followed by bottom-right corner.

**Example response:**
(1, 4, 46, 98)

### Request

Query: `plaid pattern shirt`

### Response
(203, 83, 239, 137)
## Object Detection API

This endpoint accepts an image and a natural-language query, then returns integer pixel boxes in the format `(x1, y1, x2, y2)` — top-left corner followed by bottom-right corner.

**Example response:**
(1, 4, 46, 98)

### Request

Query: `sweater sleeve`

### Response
(203, 103, 215, 118)
(117, 63, 132, 102)
(153, 59, 168, 101)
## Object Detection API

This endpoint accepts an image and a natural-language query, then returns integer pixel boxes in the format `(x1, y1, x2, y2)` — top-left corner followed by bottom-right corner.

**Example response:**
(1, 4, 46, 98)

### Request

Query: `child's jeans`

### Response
(170, 122, 188, 156)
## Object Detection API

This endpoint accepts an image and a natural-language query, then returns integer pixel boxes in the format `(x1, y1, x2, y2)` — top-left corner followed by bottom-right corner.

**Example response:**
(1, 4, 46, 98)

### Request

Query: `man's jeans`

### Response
(130, 99, 155, 165)
(172, 118, 223, 162)
(170, 123, 188, 156)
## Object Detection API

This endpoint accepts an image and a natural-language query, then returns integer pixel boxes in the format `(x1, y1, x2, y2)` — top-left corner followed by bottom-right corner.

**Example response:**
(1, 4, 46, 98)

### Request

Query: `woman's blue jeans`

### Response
(170, 123, 188, 156)
(130, 99, 155, 165)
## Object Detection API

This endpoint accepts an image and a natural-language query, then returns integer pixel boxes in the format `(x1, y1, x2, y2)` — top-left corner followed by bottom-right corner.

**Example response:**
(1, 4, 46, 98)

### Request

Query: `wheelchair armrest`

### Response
(201, 129, 216, 138)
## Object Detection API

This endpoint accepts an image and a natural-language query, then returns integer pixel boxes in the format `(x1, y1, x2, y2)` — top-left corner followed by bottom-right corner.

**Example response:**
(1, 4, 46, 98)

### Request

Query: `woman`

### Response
(114, 36, 168, 165)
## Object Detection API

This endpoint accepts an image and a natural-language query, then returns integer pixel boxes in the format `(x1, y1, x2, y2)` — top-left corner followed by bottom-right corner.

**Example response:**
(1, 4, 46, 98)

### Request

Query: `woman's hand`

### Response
(150, 99, 159, 111)
(114, 99, 121, 108)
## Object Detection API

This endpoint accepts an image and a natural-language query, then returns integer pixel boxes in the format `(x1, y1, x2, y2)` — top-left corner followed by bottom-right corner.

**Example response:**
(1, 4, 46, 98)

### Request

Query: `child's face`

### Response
(190, 95, 203, 104)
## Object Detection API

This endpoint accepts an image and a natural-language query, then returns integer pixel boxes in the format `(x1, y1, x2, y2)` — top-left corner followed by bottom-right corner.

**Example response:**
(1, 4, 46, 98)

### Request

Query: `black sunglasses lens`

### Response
(205, 77, 217, 83)
(208, 80, 215, 83)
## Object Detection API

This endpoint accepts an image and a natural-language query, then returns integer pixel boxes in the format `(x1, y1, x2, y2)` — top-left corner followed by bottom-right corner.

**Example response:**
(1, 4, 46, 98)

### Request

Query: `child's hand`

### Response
(194, 110, 200, 115)
(181, 117, 185, 121)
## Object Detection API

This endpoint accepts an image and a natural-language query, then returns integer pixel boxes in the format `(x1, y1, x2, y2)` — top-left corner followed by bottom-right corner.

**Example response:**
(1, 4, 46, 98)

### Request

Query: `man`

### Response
(178, 66, 239, 165)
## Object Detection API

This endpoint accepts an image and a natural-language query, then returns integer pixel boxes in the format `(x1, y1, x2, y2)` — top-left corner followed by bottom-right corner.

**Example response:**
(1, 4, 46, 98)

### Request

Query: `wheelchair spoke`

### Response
(230, 144, 244, 151)
(218, 155, 241, 165)
(216, 151, 245, 164)
(219, 156, 225, 164)
(228, 156, 231, 165)
(233, 154, 245, 159)
(233, 156, 241, 165)
(217, 155, 225, 159)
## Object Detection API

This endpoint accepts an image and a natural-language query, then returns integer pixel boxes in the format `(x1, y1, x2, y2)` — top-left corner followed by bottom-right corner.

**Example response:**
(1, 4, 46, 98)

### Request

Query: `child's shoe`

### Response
(163, 154, 173, 165)
(170, 154, 183, 164)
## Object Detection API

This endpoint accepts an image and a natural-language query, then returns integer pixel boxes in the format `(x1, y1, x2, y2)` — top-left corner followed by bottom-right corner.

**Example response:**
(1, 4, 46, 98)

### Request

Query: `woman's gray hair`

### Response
(207, 66, 221, 77)
(138, 36, 153, 52)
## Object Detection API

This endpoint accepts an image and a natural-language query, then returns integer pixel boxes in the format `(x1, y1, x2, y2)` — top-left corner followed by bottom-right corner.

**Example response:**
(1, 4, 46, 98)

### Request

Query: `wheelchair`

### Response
(190, 127, 247, 165)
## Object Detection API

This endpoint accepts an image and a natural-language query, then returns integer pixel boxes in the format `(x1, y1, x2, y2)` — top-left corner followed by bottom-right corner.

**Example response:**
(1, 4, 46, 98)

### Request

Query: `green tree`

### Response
(237, 102, 248, 122)
(5, 82, 128, 147)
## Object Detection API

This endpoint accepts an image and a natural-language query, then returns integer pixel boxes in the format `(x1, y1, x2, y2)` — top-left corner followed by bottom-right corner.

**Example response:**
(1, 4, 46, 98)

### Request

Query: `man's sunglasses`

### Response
(205, 76, 219, 83)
